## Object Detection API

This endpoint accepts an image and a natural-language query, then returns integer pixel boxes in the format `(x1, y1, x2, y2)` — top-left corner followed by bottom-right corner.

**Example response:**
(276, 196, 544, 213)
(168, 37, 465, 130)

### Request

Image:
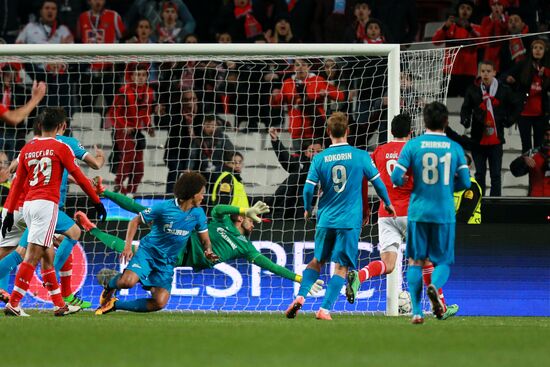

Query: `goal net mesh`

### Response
(0, 46, 458, 313)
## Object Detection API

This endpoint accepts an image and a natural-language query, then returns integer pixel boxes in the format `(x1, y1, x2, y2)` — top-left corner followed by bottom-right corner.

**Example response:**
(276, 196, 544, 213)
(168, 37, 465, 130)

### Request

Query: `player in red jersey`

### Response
(346, 114, 458, 319)
(1, 107, 106, 316)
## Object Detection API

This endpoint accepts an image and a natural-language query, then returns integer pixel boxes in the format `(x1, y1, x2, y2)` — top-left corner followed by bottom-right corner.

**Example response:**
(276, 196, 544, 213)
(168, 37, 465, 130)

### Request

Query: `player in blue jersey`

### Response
(95, 172, 218, 315)
(0, 111, 106, 309)
(391, 102, 471, 324)
(285, 112, 395, 320)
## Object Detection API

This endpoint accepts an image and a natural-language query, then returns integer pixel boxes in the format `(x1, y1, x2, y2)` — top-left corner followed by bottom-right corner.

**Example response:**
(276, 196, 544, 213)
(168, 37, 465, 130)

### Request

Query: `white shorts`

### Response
(378, 216, 407, 254)
(0, 208, 26, 248)
(22, 200, 58, 248)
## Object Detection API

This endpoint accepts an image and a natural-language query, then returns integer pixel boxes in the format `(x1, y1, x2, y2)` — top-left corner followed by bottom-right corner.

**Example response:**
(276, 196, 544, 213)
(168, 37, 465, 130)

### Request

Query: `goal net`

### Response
(0, 43, 457, 314)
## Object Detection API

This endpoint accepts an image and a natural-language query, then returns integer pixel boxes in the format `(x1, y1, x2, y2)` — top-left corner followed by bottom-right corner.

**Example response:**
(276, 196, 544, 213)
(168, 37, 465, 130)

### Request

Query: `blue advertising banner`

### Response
(17, 223, 550, 316)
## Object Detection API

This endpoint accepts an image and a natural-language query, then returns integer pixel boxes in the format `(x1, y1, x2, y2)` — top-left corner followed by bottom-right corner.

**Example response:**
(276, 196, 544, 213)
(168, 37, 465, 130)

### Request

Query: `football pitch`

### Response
(2, 312, 548, 367)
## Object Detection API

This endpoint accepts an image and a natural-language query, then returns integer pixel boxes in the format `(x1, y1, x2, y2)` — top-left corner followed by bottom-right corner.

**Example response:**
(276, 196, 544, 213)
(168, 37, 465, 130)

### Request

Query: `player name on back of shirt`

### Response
(24, 149, 55, 159)
(421, 141, 451, 149)
(324, 152, 352, 162)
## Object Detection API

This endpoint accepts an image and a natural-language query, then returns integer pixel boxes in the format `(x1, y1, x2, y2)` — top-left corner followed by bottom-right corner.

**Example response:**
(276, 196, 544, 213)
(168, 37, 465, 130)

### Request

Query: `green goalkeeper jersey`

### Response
(178, 205, 298, 282)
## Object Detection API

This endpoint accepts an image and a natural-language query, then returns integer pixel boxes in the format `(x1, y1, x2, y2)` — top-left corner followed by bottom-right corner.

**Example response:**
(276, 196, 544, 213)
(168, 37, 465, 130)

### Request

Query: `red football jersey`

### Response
(78, 10, 125, 44)
(372, 140, 413, 217)
(6, 137, 100, 211)
(0, 103, 8, 116)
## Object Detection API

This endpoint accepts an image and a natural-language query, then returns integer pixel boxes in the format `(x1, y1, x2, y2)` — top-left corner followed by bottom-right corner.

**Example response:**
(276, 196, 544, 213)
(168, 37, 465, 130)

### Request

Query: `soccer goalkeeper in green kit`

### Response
(80, 178, 323, 294)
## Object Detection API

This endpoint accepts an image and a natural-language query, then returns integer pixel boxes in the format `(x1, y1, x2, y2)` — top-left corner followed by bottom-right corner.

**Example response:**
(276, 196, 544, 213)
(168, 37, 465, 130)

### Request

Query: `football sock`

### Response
(59, 253, 73, 298)
(0, 274, 8, 291)
(0, 251, 23, 279)
(407, 265, 423, 317)
(422, 264, 446, 305)
(108, 274, 122, 290)
(431, 264, 451, 290)
(9, 261, 33, 307)
(359, 260, 386, 282)
(90, 227, 126, 253)
(54, 237, 77, 274)
(115, 298, 150, 312)
(297, 268, 320, 298)
(42, 268, 65, 308)
(320, 274, 345, 311)
(103, 190, 146, 213)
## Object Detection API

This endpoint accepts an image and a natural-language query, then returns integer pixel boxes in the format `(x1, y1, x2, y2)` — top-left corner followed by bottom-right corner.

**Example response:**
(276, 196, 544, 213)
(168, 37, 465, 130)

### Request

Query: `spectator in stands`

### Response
(344, 0, 372, 43)
(480, 0, 509, 73)
(124, 17, 155, 43)
(16, 0, 74, 115)
(155, 0, 186, 43)
(432, 0, 481, 97)
(211, 151, 249, 208)
(268, 16, 297, 43)
(125, 0, 196, 37)
(499, 8, 531, 75)
(266, 127, 323, 218)
(364, 18, 386, 44)
(76, 0, 125, 116)
(460, 60, 521, 197)
(111, 63, 155, 195)
(371, 0, 417, 44)
(183, 33, 199, 43)
(162, 89, 200, 194)
(185, 0, 224, 42)
(190, 115, 235, 182)
(320, 57, 352, 116)
(509, 125, 550, 197)
(0, 65, 46, 160)
(312, 0, 356, 43)
(213, 0, 265, 43)
(505, 38, 550, 153)
(217, 32, 233, 43)
(270, 58, 345, 150)
(251, 0, 289, 37)
(0, 1, 24, 44)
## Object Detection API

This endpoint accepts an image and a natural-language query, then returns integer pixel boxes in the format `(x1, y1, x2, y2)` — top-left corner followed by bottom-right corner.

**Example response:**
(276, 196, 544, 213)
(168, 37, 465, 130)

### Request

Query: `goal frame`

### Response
(0, 43, 402, 316)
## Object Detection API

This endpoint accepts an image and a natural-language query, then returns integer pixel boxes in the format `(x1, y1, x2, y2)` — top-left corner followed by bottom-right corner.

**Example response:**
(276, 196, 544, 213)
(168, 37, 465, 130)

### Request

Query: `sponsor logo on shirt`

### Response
(217, 227, 237, 250)
(163, 222, 190, 236)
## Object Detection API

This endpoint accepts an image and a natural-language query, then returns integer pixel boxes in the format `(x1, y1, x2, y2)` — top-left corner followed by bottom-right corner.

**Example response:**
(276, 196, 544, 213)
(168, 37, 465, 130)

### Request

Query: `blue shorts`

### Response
(126, 247, 174, 292)
(406, 221, 455, 265)
(19, 210, 75, 248)
(314, 227, 361, 269)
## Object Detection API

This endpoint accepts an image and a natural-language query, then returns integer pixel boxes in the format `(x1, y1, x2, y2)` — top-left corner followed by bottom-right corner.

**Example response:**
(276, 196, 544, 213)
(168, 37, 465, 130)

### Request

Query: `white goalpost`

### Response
(0, 43, 457, 315)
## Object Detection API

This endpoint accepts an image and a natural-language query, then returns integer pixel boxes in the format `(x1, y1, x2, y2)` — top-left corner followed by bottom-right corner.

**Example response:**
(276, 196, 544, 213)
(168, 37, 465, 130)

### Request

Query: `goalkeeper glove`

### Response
(1, 212, 14, 238)
(308, 279, 324, 296)
(244, 201, 270, 223)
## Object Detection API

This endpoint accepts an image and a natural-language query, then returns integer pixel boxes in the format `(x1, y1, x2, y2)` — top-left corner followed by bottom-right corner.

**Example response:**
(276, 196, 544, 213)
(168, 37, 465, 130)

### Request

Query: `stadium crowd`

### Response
(1, 0, 549, 202)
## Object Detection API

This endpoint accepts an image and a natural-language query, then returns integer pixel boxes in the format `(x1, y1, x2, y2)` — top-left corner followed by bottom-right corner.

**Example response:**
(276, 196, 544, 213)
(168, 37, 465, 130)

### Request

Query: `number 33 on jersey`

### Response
(391, 132, 470, 224)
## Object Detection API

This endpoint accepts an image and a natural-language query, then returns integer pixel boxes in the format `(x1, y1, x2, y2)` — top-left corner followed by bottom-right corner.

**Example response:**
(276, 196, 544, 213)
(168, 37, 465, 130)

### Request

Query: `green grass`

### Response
(1, 311, 548, 367)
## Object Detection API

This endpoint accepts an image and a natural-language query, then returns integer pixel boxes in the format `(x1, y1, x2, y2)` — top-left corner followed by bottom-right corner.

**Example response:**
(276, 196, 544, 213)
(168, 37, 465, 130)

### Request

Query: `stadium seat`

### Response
(71, 112, 102, 131)
(446, 98, 463, 115)
(423, 22, 444, 42)
(502, 171, 528, 188)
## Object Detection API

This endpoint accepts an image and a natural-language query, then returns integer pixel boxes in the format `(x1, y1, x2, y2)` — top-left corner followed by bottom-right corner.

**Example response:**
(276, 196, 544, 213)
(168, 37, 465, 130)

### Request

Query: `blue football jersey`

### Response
(393, 132, 469, 223)
(139, 199, 208, 265)
(56, 135, 88, 209)
(306, 143, 380, 229)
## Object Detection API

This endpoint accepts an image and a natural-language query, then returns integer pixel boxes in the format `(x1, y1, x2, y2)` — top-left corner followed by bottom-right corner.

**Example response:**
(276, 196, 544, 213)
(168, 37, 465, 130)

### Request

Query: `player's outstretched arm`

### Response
(0, 81, 46, 126)
(249, 254, 323, 294)
(82, 145, 106, 170)
(211, 202, 269, 223)
(122, 215, 141, 262)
